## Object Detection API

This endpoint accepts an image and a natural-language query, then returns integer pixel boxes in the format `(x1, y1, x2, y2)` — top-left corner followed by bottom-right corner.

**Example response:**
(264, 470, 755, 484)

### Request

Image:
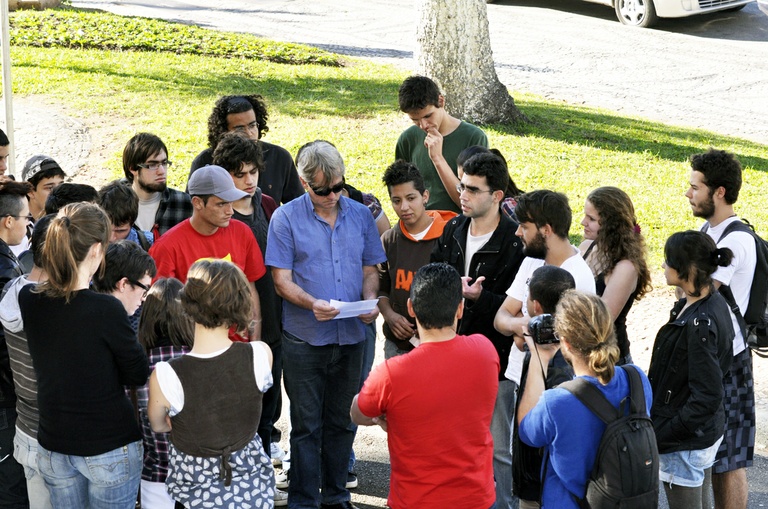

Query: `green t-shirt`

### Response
(395, 121, 488, 212)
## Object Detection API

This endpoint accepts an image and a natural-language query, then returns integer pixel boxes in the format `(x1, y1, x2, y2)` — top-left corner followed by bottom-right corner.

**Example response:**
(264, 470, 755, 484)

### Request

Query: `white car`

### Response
(487, 0, 755, 27)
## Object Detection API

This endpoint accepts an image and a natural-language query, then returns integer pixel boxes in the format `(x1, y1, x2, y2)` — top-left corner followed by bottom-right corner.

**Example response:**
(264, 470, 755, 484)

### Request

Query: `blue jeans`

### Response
(349, 322, 377, 472)
(13, 427, 52, 509)
(0, 407, 28, 508)
(492, 379, 519, 509)
(282, 331, 364, 508)
(259, 339, 283, 457)
(38, 441, 142, 509)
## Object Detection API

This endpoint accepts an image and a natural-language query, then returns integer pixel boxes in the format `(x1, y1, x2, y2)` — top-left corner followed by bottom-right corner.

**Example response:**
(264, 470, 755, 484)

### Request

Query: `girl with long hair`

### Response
(136, 278, 194, 508)
(19, 202, 149, 508)
(649, 231, 734, 508)
(579, 186, 652, 365)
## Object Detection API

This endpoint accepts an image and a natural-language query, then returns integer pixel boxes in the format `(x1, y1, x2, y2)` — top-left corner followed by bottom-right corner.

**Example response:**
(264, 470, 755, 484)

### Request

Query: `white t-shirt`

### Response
(705, 216, 757, 356)
(464, 230, 494, 277)
(409, 219, 434, 241)
(503, 248, 596, 383)
(136, 192, 162, 232)
(155, 342, 273, 417)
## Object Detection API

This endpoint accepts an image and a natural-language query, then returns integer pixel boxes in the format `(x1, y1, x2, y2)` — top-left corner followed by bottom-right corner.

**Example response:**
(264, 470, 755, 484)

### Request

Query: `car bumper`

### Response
(655, 0, 754, 17)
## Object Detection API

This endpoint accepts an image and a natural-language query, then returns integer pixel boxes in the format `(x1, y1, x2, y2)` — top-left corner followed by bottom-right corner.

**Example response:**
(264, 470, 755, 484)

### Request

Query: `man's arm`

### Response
(357, 265, 380, 324)
(271, 267, 340, 321)
(425, 126, 461, 207)
(494, 296, 528, 338)
(350, 395, 388, 431)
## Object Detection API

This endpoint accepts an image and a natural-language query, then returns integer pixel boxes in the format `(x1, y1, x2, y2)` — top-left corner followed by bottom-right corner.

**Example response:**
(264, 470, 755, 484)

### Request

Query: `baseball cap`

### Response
(22, 155, 65, 182)
(187, 165, 248, 202)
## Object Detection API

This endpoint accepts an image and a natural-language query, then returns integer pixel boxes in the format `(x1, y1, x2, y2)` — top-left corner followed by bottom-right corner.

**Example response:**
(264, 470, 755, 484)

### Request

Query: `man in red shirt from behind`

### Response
(351, 263, 499, 509)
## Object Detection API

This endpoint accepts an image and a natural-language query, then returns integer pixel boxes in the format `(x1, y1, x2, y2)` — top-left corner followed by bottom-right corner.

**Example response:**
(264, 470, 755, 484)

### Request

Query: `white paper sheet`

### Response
(329, 299, 379, 319)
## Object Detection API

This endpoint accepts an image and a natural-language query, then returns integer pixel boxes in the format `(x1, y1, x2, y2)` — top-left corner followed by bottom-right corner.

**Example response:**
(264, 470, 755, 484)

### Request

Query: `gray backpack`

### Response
(560, 366, 659, 509)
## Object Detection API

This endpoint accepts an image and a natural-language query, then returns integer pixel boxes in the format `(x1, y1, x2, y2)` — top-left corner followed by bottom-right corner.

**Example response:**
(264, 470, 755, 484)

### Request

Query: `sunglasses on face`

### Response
(310, 179, 345, 197)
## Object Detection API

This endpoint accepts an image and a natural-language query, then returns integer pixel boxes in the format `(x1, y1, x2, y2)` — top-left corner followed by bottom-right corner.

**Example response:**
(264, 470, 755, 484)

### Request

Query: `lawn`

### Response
(7, 9, 768, 266)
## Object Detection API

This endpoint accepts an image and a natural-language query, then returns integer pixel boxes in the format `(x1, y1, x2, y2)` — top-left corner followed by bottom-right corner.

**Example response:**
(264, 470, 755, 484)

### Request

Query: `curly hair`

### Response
(207, 95, 270, 149)
(586, 187, 652, 300)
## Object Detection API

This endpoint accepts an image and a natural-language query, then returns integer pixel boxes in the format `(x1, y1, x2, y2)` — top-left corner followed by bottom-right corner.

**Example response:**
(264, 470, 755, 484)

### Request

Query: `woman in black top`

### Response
(649, 231, 734, 508)
(20, 202, 149, 509)
(579, 186, 652, 365)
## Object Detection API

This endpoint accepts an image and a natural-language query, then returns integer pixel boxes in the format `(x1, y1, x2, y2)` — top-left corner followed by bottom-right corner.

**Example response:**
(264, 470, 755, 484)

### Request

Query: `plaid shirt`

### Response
(154, 187, 193, 238)
(137, 346, 190, 483)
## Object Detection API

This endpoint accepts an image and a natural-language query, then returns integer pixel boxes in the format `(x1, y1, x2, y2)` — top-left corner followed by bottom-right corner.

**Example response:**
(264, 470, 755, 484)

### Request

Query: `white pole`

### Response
(0, 0, 14, 177)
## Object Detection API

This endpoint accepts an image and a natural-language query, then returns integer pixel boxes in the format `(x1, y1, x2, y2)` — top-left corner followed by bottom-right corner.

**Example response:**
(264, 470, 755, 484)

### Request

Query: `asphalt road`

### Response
(71, 0, 768, 144)
(66, 1, 768, 506)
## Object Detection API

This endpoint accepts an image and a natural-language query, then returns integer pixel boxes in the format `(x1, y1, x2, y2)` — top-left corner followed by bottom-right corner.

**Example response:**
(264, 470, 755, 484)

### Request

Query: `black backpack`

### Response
(703, 219, 768, 357)
(560, 366, 659, 509)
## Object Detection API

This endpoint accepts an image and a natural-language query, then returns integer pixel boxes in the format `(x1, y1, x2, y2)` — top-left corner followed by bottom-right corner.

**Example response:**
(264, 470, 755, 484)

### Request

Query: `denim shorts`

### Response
(659, 436, 723, 488)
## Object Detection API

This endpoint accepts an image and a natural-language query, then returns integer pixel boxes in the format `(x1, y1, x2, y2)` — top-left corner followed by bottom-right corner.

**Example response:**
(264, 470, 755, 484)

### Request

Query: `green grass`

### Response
(9, 9, 342, 66)
(6, 8, 768, 269)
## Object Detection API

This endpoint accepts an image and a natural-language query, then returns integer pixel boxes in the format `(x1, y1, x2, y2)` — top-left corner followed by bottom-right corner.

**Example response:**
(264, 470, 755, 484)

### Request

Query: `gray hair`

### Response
(296, 140, 345, 186)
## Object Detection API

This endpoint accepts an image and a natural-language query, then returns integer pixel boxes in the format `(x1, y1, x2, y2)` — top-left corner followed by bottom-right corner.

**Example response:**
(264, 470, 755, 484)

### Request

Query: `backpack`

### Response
(560, 366, 659, 509)
(703, 219, 768, 357)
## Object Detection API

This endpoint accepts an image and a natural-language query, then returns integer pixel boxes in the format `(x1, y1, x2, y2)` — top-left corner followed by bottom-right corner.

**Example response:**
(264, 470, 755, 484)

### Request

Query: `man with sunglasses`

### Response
(122, 132, 192, 240)
(0, 179, 35, 508)
(430, 152, 524, 509)
(189, 95, 304, 205)
(266, 141, 385, 509)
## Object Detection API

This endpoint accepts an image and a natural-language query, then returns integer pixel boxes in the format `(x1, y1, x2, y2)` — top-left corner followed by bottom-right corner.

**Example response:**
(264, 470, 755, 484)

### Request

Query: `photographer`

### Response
(511, 266, 575, 508)
(517, 291, 652, 509)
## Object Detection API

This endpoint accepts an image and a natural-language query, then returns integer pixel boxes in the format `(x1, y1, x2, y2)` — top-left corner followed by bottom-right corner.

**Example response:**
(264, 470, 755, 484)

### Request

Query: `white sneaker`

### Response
(275, 468, 289, 489)
(273, 488, 288, 507)
(271, 443, 286, 466)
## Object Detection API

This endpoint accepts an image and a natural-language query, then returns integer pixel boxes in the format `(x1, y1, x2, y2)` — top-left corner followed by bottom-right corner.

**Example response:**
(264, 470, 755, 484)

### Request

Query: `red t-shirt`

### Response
(357, 334, 499, 509)
(149, 218, 266, 283)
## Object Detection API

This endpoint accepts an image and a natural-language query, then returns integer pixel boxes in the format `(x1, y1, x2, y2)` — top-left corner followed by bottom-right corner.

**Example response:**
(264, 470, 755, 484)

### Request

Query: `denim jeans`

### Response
(259, 339, 283, 458)
(282, 331, 363, 508)
(13, 427, 52, 509)
(38, 440, 142, 509)
(492, 379, 519, 509)
(349, 322, 377, 472)
(0, 407, 28, 509)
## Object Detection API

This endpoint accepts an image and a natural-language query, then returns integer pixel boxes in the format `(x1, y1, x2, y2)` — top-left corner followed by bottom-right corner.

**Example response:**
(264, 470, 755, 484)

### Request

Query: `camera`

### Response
(528, 314, 559, 345)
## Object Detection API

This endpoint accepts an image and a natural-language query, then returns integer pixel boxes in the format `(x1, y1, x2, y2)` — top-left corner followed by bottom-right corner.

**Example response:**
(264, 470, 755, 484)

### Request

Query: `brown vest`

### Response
(169, 342, 263, 485)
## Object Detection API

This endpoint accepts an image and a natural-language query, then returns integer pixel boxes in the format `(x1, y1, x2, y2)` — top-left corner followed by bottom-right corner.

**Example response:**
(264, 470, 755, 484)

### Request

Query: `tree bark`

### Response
(416, 0, 527, 125)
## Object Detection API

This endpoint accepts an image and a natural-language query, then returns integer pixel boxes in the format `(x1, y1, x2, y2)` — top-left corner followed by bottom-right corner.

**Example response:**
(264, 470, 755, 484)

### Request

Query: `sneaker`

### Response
(271, 442, 286, 466)
(346, 472, 358, 489)
(273, 487, 288, 507)
(275, 468, 289, 489)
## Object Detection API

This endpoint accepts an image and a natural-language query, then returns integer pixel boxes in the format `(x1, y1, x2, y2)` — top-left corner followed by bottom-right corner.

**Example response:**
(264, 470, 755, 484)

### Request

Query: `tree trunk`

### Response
(416, 0, 527, 125)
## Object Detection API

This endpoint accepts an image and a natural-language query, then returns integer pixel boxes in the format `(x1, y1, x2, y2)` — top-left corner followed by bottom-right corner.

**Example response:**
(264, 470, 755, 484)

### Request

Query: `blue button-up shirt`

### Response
(266, 194, 387, 346)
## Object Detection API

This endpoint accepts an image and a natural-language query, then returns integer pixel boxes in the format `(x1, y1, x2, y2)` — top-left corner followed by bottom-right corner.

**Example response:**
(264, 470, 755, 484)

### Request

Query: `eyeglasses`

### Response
(309, 179, 345, 197)
(232, 120, 260, 134)
(456, 183, 494, 196)
(3, 214, 34, 222)
(129, 280, 150, 299)
(137, 160, 172, 171)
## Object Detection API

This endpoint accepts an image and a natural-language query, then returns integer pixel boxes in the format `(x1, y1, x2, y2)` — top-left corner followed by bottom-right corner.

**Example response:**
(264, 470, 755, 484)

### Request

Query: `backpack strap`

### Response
(624, 364, 647, 415)
(560, 367, 624, 424)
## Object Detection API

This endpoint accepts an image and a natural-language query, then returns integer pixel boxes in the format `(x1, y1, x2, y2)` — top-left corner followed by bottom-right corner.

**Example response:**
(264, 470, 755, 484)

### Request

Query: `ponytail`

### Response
(37, 203, 110, 302)
(555, 290, 619, 385)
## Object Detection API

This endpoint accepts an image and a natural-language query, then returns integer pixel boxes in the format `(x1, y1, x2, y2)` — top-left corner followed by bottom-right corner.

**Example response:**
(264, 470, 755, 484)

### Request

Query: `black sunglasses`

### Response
(129, 279, 150, 298)
(310, 179, 345, 197)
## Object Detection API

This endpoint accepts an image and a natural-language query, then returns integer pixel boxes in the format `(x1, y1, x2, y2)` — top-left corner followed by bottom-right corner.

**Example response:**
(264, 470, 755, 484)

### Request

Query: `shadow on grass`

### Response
(487, 99, 768, 170)
(14, 57, 402, 119)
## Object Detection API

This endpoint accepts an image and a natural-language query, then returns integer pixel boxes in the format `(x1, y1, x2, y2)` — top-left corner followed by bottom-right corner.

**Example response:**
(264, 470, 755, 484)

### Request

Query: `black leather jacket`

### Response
(431, 214, 525, 379)
(0, 239, 23, 406)
(647, 291, 734, 454)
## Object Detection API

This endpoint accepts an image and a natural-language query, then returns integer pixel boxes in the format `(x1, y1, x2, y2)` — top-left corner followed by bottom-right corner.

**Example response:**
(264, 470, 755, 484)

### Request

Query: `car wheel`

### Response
(615, 0, 658, 27)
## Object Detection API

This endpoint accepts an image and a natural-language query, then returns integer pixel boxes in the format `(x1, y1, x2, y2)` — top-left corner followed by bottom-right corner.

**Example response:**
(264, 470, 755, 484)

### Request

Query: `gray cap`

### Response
(187, 165, 248, 202)
(22, 154, 64, 182)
